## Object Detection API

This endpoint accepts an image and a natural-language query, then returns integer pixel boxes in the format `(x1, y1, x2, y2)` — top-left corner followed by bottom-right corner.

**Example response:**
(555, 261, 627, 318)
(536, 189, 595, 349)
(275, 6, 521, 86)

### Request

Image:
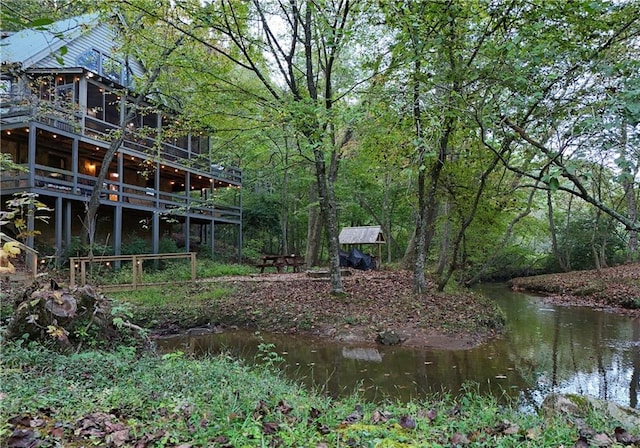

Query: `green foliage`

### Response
(5, 0, 640, 291)
(255, 333, 285, 369)
(110, 284, 231, 307)
(195, 259, 255, 277)
(552, 215, 625, 271)
(242, 239, 264, 263)
(1, 341, 631, 447)
(476, 245, 547, 282)
(0, 192, 52, 241)
(242, 193, 282, 253)
(0, 0, 94, 31)
(158, 236, 180, 254)
(121, 236, 150, 255)
(64, 236, 114, 259)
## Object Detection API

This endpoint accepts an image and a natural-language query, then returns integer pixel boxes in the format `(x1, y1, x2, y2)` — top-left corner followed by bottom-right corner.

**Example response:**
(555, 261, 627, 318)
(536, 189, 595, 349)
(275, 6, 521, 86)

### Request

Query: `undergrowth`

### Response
(78, 259, 256, 287)
(1, 341, 630, 447)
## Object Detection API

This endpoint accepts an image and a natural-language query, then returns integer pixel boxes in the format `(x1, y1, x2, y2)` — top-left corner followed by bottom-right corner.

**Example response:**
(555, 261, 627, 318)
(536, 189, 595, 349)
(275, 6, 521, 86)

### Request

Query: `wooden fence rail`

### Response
(69, 252, 197, 291)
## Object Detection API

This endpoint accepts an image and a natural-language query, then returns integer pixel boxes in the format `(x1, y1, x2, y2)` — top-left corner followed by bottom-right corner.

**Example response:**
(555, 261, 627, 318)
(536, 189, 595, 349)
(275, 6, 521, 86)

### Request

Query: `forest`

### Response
(3, 0, 639, 292)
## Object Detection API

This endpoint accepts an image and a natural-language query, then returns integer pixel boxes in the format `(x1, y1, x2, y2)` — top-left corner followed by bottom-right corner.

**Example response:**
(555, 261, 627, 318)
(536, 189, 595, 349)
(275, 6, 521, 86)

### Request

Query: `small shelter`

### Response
(338, 226, 385, 268)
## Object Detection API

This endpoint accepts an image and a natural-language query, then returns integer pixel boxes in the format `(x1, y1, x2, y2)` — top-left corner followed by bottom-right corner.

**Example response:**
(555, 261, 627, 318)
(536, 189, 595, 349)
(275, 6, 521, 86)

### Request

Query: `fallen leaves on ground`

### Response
(5, 401, 639, 447)
(205, 269, 502, 348)
(511, 262, 640, 317)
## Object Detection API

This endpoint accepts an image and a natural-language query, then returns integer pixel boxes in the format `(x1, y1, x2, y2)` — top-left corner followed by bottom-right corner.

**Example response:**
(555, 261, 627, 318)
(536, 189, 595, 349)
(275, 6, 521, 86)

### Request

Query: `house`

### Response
(0, 13, 242, 263)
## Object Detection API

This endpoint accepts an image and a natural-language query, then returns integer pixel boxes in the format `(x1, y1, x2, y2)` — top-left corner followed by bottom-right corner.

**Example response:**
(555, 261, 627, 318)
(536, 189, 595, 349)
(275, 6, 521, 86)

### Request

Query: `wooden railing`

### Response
(2, 165, 241, 222)
(1, 93, 242, 186)
(69, 252, 197, 291)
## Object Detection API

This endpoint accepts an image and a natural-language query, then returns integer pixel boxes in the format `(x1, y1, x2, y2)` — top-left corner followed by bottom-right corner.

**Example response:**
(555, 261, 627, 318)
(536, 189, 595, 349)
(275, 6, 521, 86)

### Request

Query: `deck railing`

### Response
(1, 94, 242, 185)
(1, 166, 241, 222)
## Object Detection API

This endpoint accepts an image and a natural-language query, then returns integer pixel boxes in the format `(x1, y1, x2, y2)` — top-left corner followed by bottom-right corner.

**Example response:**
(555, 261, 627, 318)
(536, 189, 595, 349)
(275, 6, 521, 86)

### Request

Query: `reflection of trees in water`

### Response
(593, 312, 609, 402)
(522, 304, 638, 406)
(483, 287, 637, 407)
(157, 294, 640, 407)
(630, 323, 639, 408)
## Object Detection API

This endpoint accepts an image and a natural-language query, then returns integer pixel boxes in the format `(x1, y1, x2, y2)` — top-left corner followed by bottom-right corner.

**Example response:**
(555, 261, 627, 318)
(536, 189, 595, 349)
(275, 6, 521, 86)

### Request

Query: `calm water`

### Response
(156, 284, 640, 408)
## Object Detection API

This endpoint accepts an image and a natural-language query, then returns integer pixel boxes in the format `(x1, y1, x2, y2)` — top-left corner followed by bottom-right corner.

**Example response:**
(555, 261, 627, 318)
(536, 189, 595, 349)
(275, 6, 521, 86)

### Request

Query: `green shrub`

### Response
(159, 236, 180, 253)
(121, 236, 150, 255)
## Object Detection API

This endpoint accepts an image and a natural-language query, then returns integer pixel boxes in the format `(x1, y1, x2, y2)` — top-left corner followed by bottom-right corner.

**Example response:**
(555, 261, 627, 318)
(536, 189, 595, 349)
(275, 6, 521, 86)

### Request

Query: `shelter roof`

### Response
(339, 226, 385, 245)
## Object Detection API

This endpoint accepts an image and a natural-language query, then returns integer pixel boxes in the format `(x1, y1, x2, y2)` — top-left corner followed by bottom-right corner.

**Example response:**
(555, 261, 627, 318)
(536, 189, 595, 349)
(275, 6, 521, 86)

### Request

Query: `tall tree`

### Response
(115, 0, 382, 293)
(477, 1, 640, 233)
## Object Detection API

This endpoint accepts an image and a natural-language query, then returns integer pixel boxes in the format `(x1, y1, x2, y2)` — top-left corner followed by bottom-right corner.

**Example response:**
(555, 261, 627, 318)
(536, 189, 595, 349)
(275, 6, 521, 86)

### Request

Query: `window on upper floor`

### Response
(103, 56, 122, 84)
(77, 49, 100, 73)
(53, 75, 80, 107)
(0, 79, 11, 100)
(76, 49, 133, 88)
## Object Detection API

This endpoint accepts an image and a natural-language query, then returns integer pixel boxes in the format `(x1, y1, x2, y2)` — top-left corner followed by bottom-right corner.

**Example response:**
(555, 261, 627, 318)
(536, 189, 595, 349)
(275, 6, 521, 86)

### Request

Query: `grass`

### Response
(0, 340, 630, 447)
(79, 259, 257, 287)
(109, 284, 232, 307)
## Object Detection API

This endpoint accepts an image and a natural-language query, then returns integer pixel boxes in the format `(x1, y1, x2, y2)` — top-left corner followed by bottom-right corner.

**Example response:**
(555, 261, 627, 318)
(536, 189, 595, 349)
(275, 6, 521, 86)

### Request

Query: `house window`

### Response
(55, 84, 74, 105)
(77, 49, 129, 86)
(103, 56, 123, 84)
(0, 79, 11, 100)
(76, 49, 100, 73)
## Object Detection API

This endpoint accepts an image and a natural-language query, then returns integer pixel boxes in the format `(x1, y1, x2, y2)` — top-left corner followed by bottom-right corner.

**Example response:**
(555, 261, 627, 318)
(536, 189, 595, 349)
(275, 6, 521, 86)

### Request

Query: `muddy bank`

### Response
(510, 262, 640, 318)
(140, 270, 505, 349)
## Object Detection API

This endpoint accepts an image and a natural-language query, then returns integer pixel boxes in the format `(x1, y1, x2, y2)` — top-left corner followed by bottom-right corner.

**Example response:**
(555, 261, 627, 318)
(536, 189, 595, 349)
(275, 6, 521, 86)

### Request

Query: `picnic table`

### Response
(257, 254, 304, 273)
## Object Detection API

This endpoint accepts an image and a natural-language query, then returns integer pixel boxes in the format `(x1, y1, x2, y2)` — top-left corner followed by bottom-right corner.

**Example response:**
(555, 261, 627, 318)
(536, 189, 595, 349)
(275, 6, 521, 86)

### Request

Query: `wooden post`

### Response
(132, 255, 138, 290)
(69, 257, 76, 286)
(80, 260, 86, 286)
(190, 252, 196, 282)
(137, 257, 143, 285)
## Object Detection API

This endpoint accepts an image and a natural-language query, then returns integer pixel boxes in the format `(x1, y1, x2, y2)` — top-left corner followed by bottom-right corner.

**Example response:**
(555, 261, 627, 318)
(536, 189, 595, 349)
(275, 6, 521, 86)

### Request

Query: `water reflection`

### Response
(156, 285, 640, 408)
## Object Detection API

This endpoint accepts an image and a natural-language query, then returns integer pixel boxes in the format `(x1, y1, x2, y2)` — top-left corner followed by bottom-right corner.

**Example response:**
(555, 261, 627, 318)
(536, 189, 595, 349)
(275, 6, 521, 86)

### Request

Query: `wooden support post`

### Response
(80, 260, 86, 286)
(137, 258, 143, 285)
(69, 257, 76, 286)
(132, 255, 138, 290)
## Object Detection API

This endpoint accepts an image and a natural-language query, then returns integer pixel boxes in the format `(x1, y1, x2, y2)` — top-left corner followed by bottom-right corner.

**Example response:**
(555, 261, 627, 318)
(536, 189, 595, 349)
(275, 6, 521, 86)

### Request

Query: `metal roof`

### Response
(339, 226, 385, 245)
(0, 13, 99, 68)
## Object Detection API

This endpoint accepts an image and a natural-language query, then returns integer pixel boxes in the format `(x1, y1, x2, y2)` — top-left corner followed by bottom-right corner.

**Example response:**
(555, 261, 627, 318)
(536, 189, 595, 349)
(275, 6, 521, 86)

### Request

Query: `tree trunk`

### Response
(280, 138, 290, 255)
(313, 145, 343, 294)
(590, 209, 604, 270)
(547, 190, 570, 272)
(82, 134, 124, 253)
(437, 154, 501, 291)
(402, 226, 416, 269)
(305, 182, 322, 267)
(411, 52, 451, 292)
(620, 123, 638, 259)
(384, 176, 392, 263)
(623, 175, 638, 258)
(436, 199, 451, 277)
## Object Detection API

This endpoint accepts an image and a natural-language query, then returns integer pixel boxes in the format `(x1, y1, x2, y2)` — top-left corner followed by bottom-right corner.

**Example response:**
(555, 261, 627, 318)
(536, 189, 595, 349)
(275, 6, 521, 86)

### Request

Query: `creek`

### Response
(156, 284, 640, 408)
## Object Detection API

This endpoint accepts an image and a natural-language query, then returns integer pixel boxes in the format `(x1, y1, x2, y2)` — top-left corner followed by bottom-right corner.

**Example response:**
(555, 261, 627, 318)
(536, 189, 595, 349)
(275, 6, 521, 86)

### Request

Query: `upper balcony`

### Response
(0, 72, 241, 186)
(1, 125, 242, 224)
(1, 73, 242, 223)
